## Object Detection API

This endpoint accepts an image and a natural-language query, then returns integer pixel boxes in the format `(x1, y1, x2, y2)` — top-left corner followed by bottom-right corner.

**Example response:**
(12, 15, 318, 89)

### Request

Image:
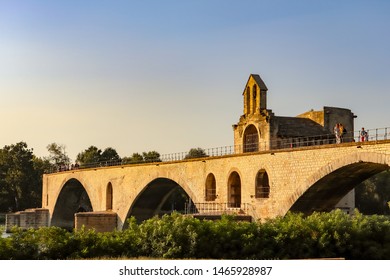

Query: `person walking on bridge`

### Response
(360, 127, 368, 142)
(334, 123, 341, 144)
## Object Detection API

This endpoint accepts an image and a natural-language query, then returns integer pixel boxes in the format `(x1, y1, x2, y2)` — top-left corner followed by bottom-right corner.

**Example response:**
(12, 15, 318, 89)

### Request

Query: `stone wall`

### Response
(5, 208, 49, 233)
(75, 211, 117, 232)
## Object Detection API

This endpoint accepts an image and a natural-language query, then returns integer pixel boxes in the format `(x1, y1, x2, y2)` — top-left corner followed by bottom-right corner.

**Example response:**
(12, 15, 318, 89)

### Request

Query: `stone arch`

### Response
(205, 173, 217, 201)
(243, 124, 259, 152)
(255, 169, 270, 198)
(228, 171, 242, 208)
(123, 177, 195, 227)
(287, 152, 390, 215)
(106, 182, 113, 210)
(51, 178, 93, 229)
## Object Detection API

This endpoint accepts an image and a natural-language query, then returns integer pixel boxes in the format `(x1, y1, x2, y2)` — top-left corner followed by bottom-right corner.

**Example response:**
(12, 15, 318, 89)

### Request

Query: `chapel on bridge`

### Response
(232, 74, 357, 153)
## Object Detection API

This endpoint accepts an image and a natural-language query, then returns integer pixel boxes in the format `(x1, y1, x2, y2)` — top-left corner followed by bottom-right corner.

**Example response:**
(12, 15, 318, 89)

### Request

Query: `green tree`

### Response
(122, 153, 144, 164)
(100, 147, 121, 163)
(184, 147, 208, 159)
(0, 142, 42, 211)
(46, 143, 71, 169)
(76, 146, 102, 167)
(142, 151, 161, 162)
(355, 171, 390, 214)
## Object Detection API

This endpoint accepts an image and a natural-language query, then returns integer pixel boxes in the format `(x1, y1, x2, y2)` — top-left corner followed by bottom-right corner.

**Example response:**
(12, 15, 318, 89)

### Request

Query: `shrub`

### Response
(2, 211, 390, 259)
(138, 212, 202, 258)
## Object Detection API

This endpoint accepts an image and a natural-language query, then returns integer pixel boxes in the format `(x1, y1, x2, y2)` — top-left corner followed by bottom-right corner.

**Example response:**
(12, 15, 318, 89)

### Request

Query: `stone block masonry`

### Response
(42, 140, 390, 230)
(5, 208, 49, 233)
(75, 211, 117, 232)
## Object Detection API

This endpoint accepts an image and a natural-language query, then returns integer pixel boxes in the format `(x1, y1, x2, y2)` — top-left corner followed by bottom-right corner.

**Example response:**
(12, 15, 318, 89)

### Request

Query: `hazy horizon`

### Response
(1, 0, 389, 161)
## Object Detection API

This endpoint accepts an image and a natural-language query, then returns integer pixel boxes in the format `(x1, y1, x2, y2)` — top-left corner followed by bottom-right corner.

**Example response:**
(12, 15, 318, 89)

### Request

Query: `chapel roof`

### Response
(242, 74, 268, 95)
(275, 116, 330, 138)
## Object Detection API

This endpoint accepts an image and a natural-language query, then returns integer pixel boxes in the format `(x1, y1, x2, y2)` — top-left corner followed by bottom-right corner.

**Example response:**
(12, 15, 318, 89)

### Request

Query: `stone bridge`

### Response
(41, 139, 390, 231)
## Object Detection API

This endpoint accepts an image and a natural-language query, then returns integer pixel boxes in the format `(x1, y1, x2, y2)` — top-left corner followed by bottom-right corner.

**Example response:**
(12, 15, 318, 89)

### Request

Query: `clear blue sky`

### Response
(1, 0, 389, 161)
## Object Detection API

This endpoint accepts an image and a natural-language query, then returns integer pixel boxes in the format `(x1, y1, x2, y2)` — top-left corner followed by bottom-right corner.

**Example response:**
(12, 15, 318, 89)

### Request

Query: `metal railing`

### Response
(47, 126, 390, 173)
(184, 202, 251, 216)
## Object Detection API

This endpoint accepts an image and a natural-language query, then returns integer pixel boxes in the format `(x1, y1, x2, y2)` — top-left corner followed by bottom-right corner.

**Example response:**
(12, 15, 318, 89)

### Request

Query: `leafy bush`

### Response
(1, 210, 390, 259)
(138, 212, 202, 258)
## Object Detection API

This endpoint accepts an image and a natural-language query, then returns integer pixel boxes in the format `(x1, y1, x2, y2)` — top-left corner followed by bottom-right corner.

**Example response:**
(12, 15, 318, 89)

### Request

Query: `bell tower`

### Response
(233, 74, 272, 153)
(243, 74, 268, 115)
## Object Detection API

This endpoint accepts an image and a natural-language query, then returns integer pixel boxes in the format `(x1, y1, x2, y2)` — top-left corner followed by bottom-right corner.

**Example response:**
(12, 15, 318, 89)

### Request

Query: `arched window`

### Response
(228, 171, 241, 207)
(106, 183, 113, 210)
(205, 173, 217, 201)
(255, 170, 270, 198)
(252, 84, 257, 113)
(243, 124, 259, 152)
(246, 86, 251, 114)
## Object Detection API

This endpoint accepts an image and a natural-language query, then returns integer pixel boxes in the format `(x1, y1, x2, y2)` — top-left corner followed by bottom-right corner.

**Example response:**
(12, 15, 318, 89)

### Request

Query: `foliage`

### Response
(184, 148, 209, 159)
(142, 151, 161, 162)
(76, 146, 121, 167)
(32, 156, 52, 176)
(0, 142, 42, 212)
(100, 147, 121, 163)
(76, 146, 102, 167)
(122, 153, 144, 164)
(46, 143, 71, 167)
(138, 213, 202, 258)
(355, 171, 390, 215)
(122, 151, 161, 164)
(2, 211, 390, 260)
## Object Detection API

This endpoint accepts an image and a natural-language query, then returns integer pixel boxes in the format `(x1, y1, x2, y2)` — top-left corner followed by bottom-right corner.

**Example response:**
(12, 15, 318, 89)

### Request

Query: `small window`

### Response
(228, 171, 241, 207)
(106, 183, 113, 210)
(205, 173, 217, 201)
(255, 170, 270, 198)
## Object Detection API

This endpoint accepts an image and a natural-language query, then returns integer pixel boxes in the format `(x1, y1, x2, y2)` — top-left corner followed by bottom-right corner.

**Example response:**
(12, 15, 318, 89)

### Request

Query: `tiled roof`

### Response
(275, 116, 329, 137)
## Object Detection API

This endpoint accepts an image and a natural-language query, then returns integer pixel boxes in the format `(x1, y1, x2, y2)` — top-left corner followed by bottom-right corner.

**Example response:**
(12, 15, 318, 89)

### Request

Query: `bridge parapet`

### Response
(48, 127, 390, 174)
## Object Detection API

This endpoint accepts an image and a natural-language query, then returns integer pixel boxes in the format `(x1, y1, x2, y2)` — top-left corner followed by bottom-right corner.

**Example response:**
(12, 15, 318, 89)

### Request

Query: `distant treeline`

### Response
(1, 210, 390, 260)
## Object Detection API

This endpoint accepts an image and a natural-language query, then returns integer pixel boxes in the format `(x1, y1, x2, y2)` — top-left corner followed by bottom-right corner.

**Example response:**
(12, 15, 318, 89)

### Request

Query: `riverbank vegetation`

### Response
(1, 210, 390, 260)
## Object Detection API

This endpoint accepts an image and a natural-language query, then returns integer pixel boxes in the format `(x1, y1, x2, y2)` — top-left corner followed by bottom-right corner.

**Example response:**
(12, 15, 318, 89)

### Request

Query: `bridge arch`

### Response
(288, 152, 390, 215)
(51, 178, 93, 229)
(123, 177, 195, 227)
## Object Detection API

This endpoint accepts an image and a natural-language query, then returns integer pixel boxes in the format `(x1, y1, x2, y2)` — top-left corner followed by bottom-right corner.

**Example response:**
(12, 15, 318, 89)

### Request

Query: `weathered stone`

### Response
(75, 211, 117, 232)
(39, 74, 390, 230)
(6, 208, 49, 232)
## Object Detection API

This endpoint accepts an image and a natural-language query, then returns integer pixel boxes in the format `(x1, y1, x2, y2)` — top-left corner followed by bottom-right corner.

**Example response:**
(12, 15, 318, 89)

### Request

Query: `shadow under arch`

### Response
(123, 178, 194, 228)
(290, 161, 389, 214)
(51, 178, 93, 230)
